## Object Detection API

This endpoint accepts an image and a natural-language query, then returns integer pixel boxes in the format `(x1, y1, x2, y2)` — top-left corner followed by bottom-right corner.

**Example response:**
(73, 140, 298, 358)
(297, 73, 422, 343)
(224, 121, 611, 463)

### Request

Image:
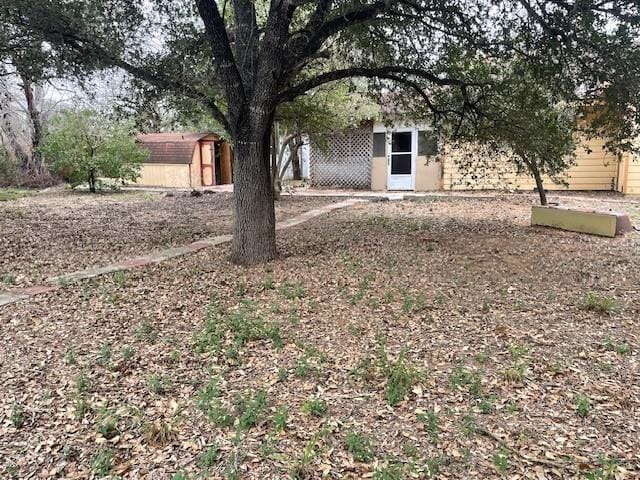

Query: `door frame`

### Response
(386, 127, 416, 191)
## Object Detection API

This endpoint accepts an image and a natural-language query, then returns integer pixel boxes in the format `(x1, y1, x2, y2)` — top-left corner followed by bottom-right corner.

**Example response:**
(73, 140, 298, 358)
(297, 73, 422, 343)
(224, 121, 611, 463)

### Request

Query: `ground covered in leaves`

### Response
(0, 189, 340, 286)
(1, 194, 639, 479)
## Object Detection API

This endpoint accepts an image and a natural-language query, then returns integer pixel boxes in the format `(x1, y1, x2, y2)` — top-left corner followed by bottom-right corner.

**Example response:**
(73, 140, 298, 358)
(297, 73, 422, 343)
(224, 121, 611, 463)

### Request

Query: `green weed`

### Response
(235, 389, 268, 430)
(195, 300, 283, 354)
(197, 443, 220, 470)
(492, 448, 509, 473)
(580, 293, 620, 315)
(575, 393, 591, 418)
(584, 456, 618, 480)
(416, 410, 439, 442)
(121, 345, 135, 362)
(278, 281, 306, 299)
(602, 336, 631, 355)
(196, 377, 233, 427)
(345, 430, 374, 462)
(10, 404, 25, 429)
(374, 462, 404, 480)
(381, 349, 421, 406)
(148, 374, 170, 394)
(260, 274, 274, 290)
(115, 270, 126, 288)
(97, 344, 112, 366)
(64, 346, 78, 365)
(75, 372, 91, 393)
(96, 407, 119, 439)
(462, 414, 477, 436)
(302, 397, 327, 417)
(74, 395, 89, 419)
(136, 320, 158, 343)
(274, 405, 288, 432)
(91, 447, 114, 476)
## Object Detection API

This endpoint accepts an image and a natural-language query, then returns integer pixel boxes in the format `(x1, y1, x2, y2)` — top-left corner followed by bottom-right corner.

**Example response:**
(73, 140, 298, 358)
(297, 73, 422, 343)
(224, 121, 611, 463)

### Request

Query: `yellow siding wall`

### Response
(135, 164, 192, 188)
(442, 138, 619, 192)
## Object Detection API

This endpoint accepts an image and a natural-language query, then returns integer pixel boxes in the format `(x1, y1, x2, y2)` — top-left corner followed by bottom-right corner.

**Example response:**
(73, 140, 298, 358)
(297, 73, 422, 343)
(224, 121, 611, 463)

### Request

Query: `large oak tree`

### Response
(3, 0, 639, 263)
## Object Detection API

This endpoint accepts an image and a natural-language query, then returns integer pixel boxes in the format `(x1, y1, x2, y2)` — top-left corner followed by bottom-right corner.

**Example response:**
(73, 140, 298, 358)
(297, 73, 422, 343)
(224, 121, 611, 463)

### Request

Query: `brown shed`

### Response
(134, 132, 233, 188)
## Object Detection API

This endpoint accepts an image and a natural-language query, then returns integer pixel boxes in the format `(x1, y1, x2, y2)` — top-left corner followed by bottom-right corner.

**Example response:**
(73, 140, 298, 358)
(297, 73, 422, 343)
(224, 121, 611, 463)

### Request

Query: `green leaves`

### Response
(40, 110, 147, 191)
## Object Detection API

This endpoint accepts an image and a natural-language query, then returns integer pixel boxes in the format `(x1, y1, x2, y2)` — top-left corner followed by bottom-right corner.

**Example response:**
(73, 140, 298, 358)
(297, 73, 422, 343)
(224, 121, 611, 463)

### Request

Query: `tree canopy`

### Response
(4, 0, 639, 262)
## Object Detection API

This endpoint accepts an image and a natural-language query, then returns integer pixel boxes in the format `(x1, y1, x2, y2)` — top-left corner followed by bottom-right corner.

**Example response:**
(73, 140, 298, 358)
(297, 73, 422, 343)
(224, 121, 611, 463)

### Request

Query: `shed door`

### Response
(387, 130, 415, 191)
(200, 141, 215, 186)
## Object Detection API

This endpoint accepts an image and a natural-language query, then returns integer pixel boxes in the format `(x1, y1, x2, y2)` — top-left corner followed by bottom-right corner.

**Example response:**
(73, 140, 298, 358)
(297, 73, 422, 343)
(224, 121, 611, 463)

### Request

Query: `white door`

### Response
(387, 130, 415, 190)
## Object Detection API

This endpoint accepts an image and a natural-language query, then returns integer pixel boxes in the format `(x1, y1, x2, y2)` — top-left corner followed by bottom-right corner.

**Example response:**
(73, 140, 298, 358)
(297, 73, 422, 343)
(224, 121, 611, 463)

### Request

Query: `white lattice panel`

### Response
(310, 129, 372, 189)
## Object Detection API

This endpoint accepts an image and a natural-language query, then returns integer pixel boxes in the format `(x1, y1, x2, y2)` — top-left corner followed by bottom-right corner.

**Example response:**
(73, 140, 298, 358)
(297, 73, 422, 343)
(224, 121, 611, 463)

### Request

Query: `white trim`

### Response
(373, 121, 431, 133)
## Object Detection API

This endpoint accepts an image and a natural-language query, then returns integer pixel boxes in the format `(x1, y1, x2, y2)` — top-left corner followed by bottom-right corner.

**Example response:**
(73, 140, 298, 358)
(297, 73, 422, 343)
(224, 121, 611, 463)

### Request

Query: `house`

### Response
(309, 122, 640, 194)
(134, 132, 233, 189)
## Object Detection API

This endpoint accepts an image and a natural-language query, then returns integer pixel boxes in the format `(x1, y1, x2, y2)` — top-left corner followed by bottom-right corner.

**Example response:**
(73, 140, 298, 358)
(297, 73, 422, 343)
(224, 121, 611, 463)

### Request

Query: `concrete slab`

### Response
(531, 206, 631, 237)
(0, 292, 31, 306)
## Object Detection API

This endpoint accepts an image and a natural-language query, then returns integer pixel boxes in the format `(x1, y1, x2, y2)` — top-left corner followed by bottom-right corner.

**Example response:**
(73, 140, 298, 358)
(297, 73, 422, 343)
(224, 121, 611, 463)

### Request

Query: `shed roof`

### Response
(136, 132, 218, 164)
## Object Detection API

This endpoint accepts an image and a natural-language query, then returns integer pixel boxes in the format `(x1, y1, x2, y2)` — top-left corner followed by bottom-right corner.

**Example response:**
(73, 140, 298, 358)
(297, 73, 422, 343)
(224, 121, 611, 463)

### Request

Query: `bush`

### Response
(0, 147, 18, 187)
(40, 110, 148, 192)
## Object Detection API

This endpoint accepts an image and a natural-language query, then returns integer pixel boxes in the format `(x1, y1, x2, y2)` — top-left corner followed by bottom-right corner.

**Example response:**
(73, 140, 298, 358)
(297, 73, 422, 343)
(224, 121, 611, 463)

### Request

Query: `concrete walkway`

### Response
(0, 199, 364, 308)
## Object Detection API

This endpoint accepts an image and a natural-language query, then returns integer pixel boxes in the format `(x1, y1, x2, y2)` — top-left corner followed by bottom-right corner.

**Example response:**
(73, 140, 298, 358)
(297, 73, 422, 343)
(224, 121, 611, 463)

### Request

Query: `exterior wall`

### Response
(371, 122, 440, 191)
(414, 156, 441, 191)
(135, 164, 192, 188)
(442, 137, 620, 192)
(191, 144, 202, 187)
(625, 152, 640, 194)
(371, 156, 386, 190)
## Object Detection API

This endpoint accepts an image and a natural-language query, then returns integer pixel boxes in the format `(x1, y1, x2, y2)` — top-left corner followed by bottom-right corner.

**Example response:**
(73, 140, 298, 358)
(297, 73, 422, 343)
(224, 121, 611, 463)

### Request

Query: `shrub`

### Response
(40, 110, 147, 192)
(0, 147, 18, 187)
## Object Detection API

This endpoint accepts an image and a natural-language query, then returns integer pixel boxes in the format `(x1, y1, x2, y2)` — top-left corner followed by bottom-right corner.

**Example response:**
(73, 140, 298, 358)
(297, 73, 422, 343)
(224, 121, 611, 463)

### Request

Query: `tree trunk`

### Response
(88, 170, 96, 193)
(19, 74, 45, 177)
(530, 164, 547, 206)
(231, 126, 277, 265)
(291, 136, 302, 180)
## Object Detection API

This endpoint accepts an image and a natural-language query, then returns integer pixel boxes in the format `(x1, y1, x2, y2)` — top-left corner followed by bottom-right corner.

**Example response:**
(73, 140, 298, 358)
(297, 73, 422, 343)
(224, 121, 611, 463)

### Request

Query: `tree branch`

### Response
(27, 23, 231, 132)
(279, 66, 487, 102)
(285, 0, 385, 71)
(196, 0, 246, 116)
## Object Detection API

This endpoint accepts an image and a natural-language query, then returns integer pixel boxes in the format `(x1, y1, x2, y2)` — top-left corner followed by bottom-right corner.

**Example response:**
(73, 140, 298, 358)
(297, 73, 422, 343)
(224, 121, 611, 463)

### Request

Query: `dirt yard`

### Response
(0, 190, 342, 286)
(1, 194, 639, 479)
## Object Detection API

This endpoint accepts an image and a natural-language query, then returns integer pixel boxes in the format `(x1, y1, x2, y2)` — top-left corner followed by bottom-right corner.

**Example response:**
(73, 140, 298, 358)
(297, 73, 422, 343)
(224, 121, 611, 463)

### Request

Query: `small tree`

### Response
(435, 63, 579, 205)
(272, 83, 378, 197)
(41, 110, 147, 192)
